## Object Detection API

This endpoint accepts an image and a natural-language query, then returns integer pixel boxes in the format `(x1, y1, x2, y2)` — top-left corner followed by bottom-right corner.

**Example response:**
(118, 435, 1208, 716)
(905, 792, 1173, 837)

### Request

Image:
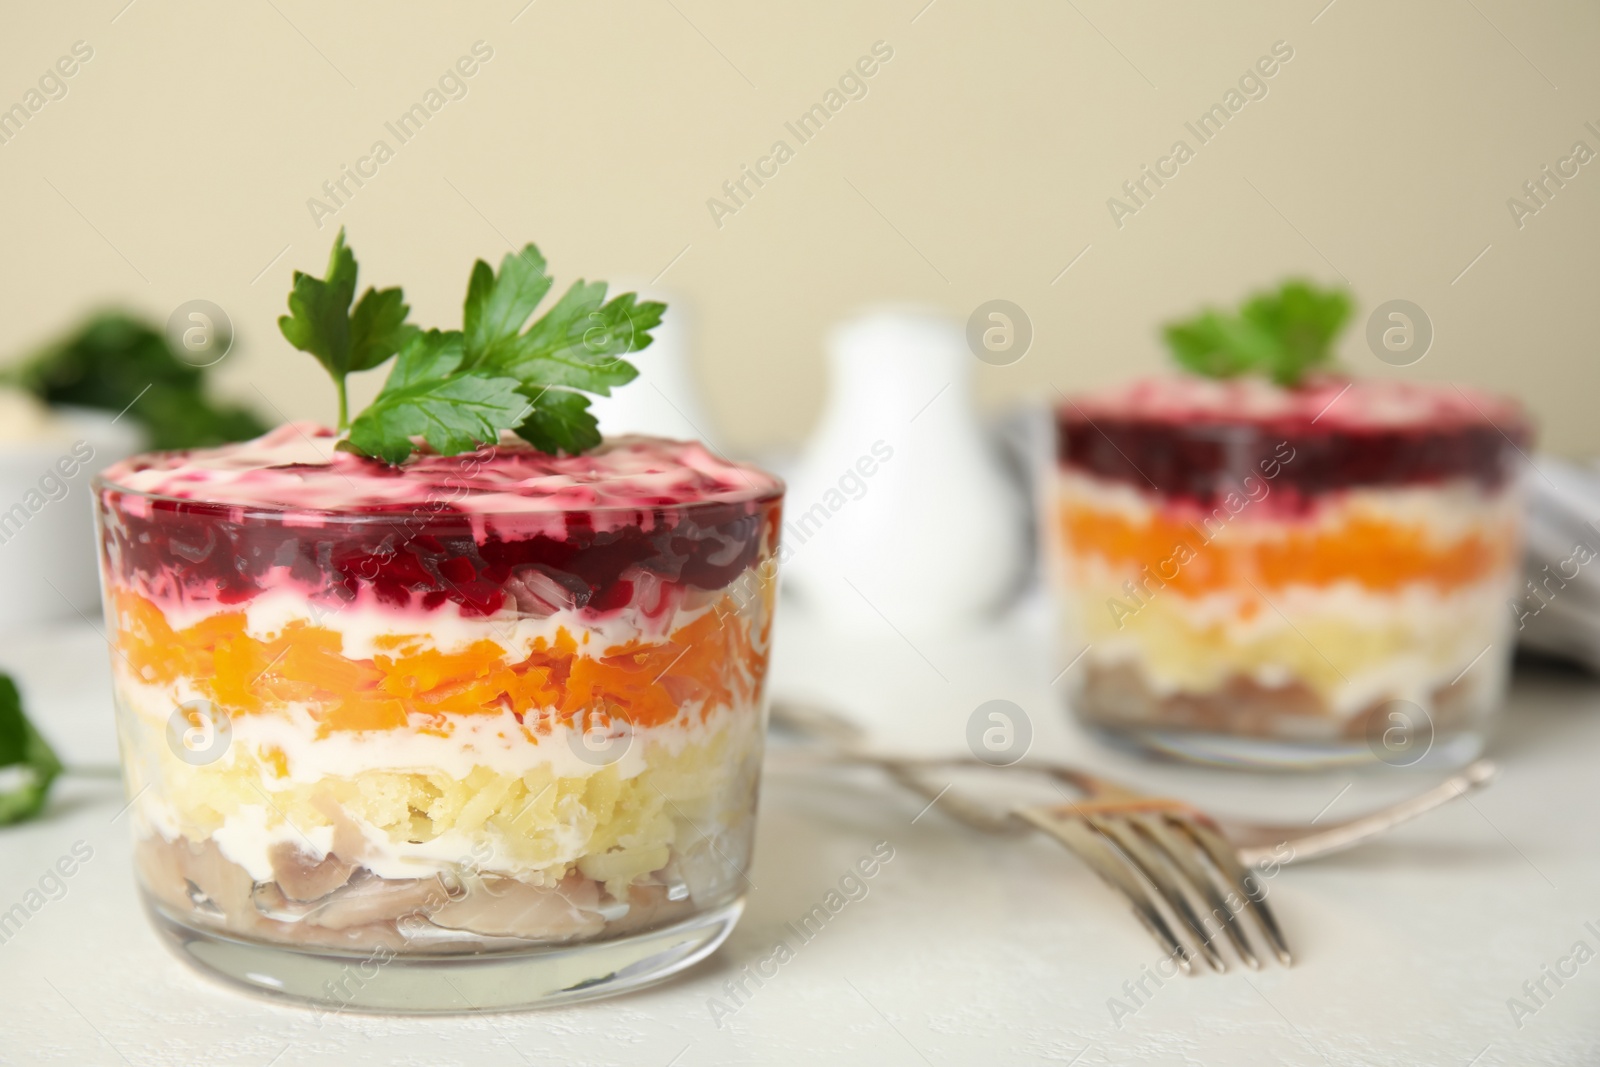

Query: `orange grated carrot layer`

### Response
(112, 589, 766, 736)
(1059, 503, 1516, 596)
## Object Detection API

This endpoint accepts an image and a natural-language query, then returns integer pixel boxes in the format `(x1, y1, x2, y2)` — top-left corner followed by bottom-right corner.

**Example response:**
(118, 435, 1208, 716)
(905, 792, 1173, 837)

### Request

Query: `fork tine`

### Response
(1172, 815, 1293, 966)
(1089, 815, 1226, 972)
(1015, 807, 1195, 974)
(1131, 813, 1262, 970)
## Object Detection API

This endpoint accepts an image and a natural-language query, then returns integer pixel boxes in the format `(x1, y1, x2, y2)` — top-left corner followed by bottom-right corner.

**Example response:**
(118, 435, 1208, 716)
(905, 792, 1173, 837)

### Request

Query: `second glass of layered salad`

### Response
(97, 234, 784, 1011)
(1050, 283, 1529, 768)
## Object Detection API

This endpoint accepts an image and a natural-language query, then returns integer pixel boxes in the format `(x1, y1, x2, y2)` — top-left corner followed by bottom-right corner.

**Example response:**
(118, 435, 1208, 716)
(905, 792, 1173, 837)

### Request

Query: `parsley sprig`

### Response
(278, 231, 664, 463)
(0, 673, 63, 826)
(1163, 280, 1350, 387)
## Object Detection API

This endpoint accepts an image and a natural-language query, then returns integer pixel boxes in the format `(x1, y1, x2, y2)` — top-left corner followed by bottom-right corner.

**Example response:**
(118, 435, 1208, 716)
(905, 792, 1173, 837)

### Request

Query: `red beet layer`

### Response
(1057, 377, 1530, 502)
(97, 493, 777, 618)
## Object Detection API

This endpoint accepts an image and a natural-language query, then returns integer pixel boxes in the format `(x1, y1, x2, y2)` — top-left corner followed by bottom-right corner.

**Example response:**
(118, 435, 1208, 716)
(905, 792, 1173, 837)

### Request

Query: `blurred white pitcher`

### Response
(781, 308, 1026, 635)
(589, 289, 716, 442)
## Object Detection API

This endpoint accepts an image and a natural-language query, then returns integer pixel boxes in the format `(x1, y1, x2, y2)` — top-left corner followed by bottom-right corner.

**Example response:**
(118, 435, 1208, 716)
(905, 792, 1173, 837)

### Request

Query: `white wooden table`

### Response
(4, 601, 1599, 1066)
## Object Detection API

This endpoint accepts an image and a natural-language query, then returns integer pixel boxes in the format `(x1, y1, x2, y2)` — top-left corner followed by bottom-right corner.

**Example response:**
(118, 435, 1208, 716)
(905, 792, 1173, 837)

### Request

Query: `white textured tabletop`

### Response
(3, 602, 1600, 1067)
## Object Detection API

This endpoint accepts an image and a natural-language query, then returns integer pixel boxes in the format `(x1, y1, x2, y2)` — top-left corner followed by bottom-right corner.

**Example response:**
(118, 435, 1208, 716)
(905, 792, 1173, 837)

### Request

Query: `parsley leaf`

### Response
(0, 673, 63, 826)
(345, 330, 527, 464)
(514, 387, 600, 454)
(504, 282, 660, 376)
(385, 327, 467, 386)
(495, 288, 662, 393)
(281, 234, 666, 462)
(349, 286, 412, 374)
(1163, 280, 1350, 387)
(1165, 311, 1279, 380)
(464, 246, 552, 362)
(1240, 282, 1351, 385)
(459, 245, 664, 455)
(278, 228, 411, 428)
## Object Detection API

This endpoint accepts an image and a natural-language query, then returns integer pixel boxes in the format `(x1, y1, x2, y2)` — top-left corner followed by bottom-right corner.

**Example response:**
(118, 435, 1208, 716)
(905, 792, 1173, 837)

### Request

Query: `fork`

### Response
(1012, 777, 1290, 973)
(769, 699, 1496, 973)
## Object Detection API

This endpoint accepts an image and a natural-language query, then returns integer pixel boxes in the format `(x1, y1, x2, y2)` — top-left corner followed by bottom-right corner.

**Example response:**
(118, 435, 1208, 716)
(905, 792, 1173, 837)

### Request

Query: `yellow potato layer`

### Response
(125, 714, 758, 898)
(1069, 584, 1498, 700)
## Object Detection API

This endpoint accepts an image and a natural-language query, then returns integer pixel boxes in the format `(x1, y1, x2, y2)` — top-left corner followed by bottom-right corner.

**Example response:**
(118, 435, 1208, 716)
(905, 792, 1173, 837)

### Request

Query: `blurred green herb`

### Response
(1163, 280, 1351, 387)
(282, 229, 665, 463)
(0, 674, 62, 826)
(4, 312, 269, 449)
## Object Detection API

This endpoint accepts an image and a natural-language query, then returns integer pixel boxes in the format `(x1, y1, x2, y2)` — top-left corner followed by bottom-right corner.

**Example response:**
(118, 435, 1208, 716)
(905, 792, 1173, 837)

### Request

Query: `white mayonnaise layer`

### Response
(129, 572, 727, 654)
(1053, 468, 1523, 539)
(116, 670, 741, 781)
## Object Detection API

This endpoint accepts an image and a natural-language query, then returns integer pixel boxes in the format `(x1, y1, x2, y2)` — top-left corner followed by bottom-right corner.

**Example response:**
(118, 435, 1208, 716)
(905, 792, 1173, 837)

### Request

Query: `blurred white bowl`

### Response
(0, 406, 143, 632)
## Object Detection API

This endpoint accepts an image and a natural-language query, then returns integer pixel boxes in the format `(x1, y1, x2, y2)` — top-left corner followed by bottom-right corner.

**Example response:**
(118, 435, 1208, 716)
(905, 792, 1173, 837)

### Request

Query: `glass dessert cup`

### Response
(95, 426, 783, 1012)
(1051, 377, 1529, 770)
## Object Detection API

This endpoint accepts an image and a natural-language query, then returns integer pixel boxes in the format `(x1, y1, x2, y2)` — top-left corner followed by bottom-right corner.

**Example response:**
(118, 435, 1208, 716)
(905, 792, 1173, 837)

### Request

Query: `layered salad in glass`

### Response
(96, 233, 783, 1008)
(1050, 283, 1528, 765)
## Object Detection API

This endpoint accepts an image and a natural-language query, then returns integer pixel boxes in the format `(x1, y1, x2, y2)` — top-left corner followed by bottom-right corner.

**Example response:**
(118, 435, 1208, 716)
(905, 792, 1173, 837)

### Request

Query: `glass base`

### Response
(144, 894, 742, 1014)
(1084, 721, 1487, 772)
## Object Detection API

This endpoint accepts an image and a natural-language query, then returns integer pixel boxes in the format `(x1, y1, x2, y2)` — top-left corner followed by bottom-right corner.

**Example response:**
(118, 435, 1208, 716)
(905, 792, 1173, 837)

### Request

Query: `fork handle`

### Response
(879, 759, 1026, 836)
(1232, 760, 1497, 867)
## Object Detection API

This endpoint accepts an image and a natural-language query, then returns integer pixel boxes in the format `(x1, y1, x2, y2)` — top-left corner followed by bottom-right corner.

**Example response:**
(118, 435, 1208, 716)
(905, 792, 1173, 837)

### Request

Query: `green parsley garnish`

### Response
(1162, 280, 1351, 387)
(0, 673, 63, 826)
(4, 312, 269, 450)
(276, 230, 412, 433)
(279, 230, 664, 463)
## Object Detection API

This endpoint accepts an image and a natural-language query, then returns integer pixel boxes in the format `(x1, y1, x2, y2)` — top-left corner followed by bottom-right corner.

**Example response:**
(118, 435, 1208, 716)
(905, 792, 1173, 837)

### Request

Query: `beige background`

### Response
(1, 0, 1596, 454)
